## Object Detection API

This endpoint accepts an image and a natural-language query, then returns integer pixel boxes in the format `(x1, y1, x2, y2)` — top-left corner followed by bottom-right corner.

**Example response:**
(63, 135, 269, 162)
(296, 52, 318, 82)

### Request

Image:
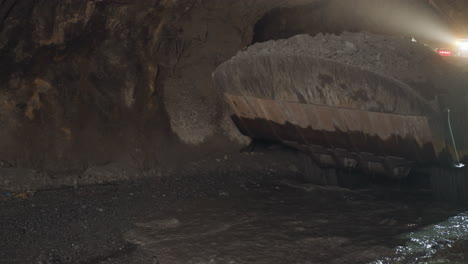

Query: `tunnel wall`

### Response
(0, 0, 467, 190)
(0, 0, 324, 189)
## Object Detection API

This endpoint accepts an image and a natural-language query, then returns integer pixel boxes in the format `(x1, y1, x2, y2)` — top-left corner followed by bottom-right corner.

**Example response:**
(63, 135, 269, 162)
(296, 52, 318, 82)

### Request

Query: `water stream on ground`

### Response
(125, 182, 468, 264)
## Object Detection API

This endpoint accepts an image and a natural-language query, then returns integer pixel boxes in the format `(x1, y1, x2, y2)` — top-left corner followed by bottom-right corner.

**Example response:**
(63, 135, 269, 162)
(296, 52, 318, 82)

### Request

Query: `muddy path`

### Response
(0, 174, 466, 264)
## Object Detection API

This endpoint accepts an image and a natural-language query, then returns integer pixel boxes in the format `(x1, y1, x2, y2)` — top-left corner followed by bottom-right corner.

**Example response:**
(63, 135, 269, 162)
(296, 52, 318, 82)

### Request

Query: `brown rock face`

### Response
(2, 1, 167, 172)
(0, 0, 258, 174)
(0, 0, 467, 187)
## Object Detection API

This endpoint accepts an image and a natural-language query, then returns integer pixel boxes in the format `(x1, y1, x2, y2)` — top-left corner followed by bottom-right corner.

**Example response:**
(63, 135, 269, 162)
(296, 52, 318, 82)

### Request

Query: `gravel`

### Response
(236, 32, 463, 100)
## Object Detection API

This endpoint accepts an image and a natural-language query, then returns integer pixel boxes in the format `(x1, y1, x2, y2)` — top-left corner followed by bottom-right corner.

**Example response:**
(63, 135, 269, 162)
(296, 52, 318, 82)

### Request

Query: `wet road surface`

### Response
(0, 176, 467, 264)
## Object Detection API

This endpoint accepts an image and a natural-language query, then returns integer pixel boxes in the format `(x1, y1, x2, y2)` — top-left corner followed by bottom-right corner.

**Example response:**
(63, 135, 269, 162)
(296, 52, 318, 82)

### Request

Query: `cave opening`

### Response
(252, 1, 370, 44)
(253, 3, 330, 43)
(252, 0, 452, 45)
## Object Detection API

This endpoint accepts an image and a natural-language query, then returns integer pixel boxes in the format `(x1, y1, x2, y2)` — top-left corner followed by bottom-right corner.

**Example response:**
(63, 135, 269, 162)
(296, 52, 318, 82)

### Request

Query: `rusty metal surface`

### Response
(227, 94, 438, 163)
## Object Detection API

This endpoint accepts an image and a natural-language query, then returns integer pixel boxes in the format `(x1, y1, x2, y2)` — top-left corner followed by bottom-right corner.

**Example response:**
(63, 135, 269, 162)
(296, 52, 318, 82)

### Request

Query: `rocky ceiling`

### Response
(0, 0, 467, 188)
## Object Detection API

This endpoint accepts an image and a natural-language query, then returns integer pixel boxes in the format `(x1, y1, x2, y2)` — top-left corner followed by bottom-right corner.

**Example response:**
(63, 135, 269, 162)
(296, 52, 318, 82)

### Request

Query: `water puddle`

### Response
(372, 212, 468, 264)
(124, 184, 467, 264)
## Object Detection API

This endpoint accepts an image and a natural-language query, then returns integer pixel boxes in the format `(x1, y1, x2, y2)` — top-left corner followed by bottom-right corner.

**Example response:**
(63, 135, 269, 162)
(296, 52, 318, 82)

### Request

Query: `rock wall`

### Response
(430, 0, 468, 35)
(0, 0, 322, 186)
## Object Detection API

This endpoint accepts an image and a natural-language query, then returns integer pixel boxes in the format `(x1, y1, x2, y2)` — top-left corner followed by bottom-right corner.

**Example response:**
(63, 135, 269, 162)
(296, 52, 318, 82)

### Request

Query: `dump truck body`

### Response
(213, 54, 454, 177)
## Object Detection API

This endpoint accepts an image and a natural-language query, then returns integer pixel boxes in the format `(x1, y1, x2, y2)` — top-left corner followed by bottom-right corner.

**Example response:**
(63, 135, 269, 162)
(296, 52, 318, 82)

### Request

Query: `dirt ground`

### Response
(1, 161, 467, 264)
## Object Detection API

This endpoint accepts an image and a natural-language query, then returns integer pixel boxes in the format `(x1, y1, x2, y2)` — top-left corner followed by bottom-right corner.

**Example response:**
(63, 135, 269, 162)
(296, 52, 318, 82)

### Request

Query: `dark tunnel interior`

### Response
(1, 0, 468, 263)
(252, 0, 453, 45)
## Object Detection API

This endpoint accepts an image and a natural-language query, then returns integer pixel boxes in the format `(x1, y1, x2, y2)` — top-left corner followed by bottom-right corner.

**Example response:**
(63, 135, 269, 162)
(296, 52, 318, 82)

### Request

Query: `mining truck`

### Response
(213, 34, 468, 202)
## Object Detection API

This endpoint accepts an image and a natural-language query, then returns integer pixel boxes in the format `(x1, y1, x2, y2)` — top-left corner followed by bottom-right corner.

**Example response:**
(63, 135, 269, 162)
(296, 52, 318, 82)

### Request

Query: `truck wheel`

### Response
(299, 153, 338, 186)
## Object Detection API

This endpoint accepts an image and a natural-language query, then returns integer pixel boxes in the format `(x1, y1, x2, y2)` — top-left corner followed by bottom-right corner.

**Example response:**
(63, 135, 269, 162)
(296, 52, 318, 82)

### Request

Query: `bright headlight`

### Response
(456, 40, 468, 50)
